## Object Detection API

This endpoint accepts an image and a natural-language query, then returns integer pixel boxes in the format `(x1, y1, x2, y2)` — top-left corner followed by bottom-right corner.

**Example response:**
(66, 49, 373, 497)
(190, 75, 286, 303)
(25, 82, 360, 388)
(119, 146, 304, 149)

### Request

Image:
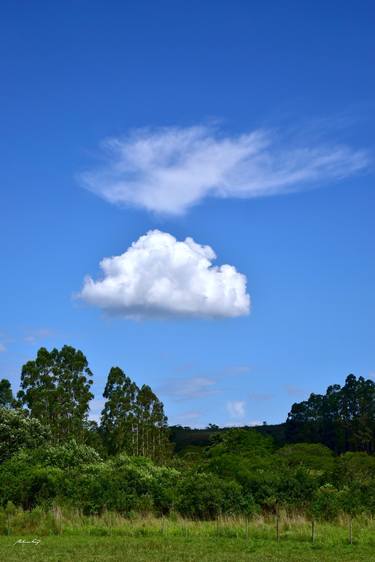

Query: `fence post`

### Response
(311, 519, 315, 543)
(276, 507, 280, 543)
(245, 517, 249, 540)
(349, 517, 353, 545)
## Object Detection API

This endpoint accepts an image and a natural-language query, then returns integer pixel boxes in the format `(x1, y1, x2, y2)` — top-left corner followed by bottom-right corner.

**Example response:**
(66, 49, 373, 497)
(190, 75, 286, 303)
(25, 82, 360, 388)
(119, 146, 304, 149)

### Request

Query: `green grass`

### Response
(1, 511, 375, 561)
(2, 534, 375, 562)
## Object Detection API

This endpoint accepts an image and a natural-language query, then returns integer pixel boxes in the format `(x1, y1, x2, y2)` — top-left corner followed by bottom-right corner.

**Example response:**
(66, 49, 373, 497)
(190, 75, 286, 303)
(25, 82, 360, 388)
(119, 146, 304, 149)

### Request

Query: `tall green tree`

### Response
(0, 379, 14, 409)
(100, 369, 170, 461)
(100, 367, 137, 455)
(136, 384, 169, 461)
(17, 346, 94, 442)
(286, 374, 375, 453)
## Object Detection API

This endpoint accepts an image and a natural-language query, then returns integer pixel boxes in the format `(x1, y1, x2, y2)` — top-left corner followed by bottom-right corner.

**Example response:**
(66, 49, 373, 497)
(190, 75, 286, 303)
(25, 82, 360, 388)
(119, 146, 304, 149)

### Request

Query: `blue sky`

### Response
(0, 0, 374, 427)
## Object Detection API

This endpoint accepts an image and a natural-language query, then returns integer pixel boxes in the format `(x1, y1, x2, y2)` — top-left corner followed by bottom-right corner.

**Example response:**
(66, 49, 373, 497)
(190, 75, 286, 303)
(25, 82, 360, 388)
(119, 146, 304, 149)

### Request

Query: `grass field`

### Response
(2, 533, 375, 562)
(1, 510, 375, 561)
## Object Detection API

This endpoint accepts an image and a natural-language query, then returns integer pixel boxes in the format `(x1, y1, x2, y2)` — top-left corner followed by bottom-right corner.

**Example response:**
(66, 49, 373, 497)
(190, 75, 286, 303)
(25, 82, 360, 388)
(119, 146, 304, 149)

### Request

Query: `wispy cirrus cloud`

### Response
(158, 376, 218, 401)
(284, 384, 306, 398)
(248, 392, 274, 401)
(171, 410, 202, 427)
(24, 328, 55, 344)
(81, 124, 369, 215)
(221, 365, 252, 377)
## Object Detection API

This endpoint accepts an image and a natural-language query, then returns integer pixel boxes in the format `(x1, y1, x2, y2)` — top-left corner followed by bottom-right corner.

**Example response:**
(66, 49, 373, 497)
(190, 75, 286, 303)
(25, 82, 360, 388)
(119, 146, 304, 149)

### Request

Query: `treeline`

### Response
(171, 374, 375, 455)
(286, 374, 375, 453)
(1, 345, 169, 462)
(169, 423, 286, 453)
(1, 345, 375, 521)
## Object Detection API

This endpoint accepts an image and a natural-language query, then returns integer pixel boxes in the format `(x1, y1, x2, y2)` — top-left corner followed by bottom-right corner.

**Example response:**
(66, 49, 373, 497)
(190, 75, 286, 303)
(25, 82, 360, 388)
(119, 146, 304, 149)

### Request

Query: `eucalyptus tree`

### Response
(136, 384, 169, 460)
(101, 370, 170, 461)
(0, 379, 14, 409)
(100, 366, 137, 455)
(286, 374, 375, 453)
(17, 346, 93, 442)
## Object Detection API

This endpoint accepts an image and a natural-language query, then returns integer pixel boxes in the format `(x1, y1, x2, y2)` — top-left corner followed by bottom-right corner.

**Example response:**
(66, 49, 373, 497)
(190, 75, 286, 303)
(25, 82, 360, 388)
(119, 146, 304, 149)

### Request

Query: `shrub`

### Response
(0, 452, 64, 509)
(0, 408, 50, 463)
(176, 472, 244, 519)
(310, 484, 341, 521)
(29, 440, 102, 469)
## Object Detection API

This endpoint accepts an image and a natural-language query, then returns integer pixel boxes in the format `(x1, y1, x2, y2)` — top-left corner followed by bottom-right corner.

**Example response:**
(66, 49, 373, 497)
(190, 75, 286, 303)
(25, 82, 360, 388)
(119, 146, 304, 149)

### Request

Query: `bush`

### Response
(0, 442, 101, 509)
(29, 440, 102, 469)
(62, 455, 180, 516)
(176, 472, 244, 519)
(310, 484, 341, 521)
(0, 452, 64, 509)
(0, 408, 50, 463)
(276, 443, 335, 473)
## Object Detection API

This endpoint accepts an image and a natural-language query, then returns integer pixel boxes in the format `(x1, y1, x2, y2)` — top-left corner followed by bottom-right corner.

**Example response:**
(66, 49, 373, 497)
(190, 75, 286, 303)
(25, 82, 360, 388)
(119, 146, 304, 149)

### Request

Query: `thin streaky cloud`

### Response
(158, 376, 219, 401)
(81, 125, 369, 215)
(24, 328, 55, 344)
(284, 384, 306, 398)
(171, 410, 202, 427)
(219, 365, 253, 377)
(248, 392, 274, 401)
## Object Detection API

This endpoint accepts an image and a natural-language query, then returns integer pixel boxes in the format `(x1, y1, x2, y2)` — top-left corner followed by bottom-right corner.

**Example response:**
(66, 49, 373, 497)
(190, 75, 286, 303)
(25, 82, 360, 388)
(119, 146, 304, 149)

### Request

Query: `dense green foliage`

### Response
(0, 407, 50, 463)
(0, 430, 375, 520)
(17, 346, 94, 442)
(0, 378, 14, 409)
(286, 374, 375, 453)
(100, 367, 169, 461)
(1, 346, 375, 523)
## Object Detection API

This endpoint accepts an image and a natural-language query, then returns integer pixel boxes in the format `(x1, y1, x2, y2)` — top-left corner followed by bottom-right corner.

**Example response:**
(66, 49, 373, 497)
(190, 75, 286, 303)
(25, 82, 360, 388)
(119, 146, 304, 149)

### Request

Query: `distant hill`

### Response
(169, 423, 286, 453)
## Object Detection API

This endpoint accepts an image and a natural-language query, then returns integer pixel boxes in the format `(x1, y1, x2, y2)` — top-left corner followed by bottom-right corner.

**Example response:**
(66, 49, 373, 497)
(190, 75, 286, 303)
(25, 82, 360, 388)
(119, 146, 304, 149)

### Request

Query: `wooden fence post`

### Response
(276, 507, 280, 543)
(311, 519, 315, 543)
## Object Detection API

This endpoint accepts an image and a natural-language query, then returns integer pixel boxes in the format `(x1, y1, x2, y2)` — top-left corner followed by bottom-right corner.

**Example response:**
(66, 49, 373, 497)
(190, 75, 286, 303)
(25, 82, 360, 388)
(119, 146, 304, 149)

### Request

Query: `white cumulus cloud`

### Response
(81, 125, 369, 215)
(79, 230, 250, 319)
(227, 400, 246, 419)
